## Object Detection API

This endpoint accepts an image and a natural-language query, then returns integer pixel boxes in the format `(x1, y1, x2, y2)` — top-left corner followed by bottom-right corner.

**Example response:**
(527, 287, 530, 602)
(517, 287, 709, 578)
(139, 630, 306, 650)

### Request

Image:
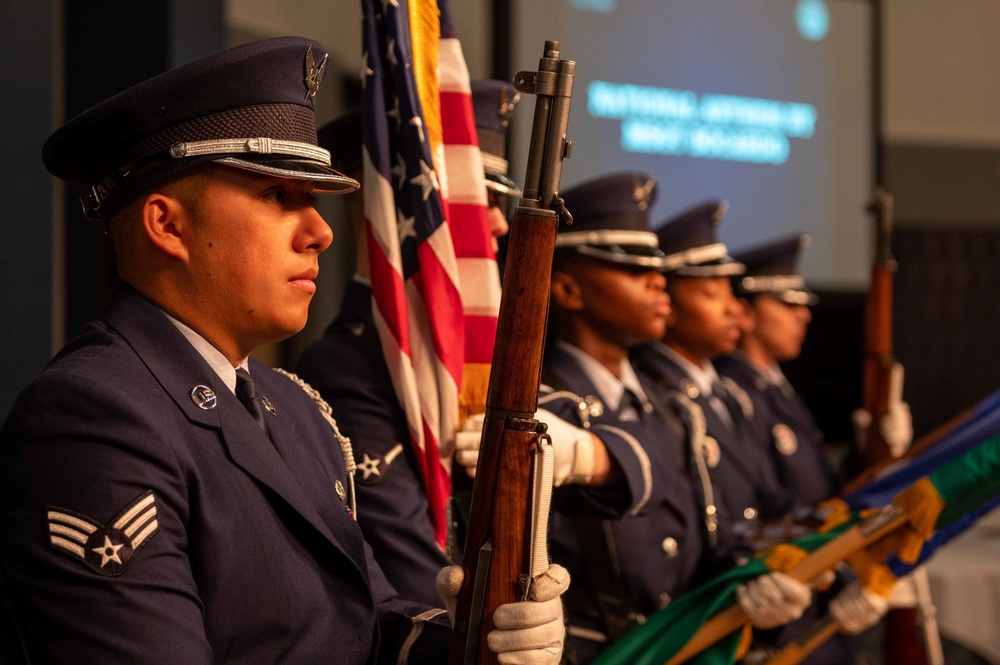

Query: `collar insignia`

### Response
(191, 384, 217, 410)
(304, 46, 329, 104)
(260, 394, 277, 416)
(47, 490, 159, 576)
(773, 423, 798, 456)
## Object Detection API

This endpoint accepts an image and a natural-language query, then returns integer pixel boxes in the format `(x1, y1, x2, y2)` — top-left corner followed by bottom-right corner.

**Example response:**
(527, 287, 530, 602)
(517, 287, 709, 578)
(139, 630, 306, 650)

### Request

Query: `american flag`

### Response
(361, 0, 499, 547)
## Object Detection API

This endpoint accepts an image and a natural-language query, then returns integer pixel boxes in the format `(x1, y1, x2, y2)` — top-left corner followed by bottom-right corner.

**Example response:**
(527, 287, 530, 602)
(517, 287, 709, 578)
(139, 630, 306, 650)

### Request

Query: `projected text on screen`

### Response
(588, 81, 818, 165)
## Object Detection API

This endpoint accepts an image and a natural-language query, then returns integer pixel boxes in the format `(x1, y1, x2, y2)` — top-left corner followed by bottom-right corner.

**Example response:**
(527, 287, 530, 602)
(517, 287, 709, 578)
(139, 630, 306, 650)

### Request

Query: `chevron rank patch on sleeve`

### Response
(46, 490, 159, 576)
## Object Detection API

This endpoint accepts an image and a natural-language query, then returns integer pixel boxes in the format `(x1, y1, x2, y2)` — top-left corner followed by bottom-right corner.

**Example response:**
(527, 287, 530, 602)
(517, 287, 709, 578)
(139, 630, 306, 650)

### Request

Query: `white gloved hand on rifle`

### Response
(436, 563, 569, 665)
(454, 409, 597, 486)
(829, 582, 888, 634)
(852, 402, 913, 458)
(736, 572, 814, 629)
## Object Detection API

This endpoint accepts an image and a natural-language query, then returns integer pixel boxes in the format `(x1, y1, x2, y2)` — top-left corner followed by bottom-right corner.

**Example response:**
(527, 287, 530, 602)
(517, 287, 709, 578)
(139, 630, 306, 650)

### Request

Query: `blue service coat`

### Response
(0, 283, 449, 665)
(295, 280, 452, 608)
(540, 345, 707, 662)
(631, 344, 797, 526)
(715, 354, 837, 507)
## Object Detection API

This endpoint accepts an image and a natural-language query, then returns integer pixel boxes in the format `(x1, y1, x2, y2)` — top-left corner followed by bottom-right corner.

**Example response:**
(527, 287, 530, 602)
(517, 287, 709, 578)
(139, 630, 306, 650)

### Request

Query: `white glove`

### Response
(536, 408, 596, 487)
(455, 414, 485, 478)
(829, 582, 888, 634)
(454, 410, 596, 486)
(886, 572, 918, 609)
(881, 402, 913, 457)
(436, 564, 464, 623)
(436, 564, 569, 665)
(736, 572, 812, 629)
(852, 402, 912, 458)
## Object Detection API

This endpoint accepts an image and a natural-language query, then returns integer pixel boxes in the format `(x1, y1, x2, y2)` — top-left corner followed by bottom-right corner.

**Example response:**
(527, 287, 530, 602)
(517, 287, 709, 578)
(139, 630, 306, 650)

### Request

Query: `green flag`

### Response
(593, 432, 1000, 665)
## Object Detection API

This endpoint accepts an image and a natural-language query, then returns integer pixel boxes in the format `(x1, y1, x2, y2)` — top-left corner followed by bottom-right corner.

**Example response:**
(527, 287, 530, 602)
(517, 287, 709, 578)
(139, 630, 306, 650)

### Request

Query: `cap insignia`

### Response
(497, 88, 520, 129)
(632, 178, 655, 211)
(304, 46, 329, 104)
(46, 490, 159, 576)
(711, 200, 730, 223)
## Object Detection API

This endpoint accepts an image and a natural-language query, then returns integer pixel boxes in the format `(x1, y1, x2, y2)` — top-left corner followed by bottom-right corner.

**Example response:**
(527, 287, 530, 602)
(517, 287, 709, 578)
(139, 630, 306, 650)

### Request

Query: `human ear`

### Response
(550, 271, 584, 312)
(141, 192, 190, 261)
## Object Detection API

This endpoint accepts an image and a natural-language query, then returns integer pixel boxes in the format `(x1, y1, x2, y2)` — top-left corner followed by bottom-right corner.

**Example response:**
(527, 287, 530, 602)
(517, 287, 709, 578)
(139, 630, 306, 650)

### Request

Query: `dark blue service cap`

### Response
(471, 79, 522, 197)
(555, 171, 664, 268)
(43, 36, 359, 221)
(732, 234, 817, 306)
(654, 200, 744, 277)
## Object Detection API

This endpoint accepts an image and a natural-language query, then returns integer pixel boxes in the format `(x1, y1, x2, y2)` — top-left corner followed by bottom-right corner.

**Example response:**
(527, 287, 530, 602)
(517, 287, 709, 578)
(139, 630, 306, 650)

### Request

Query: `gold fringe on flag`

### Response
(817, 498, 852, 533)
(763, 543, 810, 574)
(846, 549, 899, 597)
(458, 362, 491, 424)
(891, 476, 946, 559)
(735, 625, 754, 661)
(853, 477, 945, 568)
(408, 0, 443, 167)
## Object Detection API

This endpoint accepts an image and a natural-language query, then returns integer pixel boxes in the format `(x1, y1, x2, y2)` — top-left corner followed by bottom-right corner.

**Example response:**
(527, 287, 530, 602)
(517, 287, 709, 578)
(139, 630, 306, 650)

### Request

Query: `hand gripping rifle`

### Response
(447, 41, 575, 665)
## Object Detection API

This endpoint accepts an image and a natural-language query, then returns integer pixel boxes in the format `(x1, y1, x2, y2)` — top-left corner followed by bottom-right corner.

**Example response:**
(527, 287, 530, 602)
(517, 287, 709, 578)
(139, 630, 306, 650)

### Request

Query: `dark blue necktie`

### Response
(235, 368, 268, 432)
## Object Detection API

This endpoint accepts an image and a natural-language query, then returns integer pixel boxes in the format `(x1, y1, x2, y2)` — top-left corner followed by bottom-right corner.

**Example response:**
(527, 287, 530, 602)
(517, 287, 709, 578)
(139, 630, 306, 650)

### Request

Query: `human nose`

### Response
(297, 207, 334, 254)
(488, 207, 509, 255)
(648, 270, 667, 291)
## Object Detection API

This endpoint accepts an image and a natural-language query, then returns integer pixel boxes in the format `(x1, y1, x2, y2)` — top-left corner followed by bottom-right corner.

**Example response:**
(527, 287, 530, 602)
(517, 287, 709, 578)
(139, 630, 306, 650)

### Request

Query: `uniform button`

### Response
(743, 507, 758, 520)
(658, 592, 672, 609)
(661, 537, 678, 557)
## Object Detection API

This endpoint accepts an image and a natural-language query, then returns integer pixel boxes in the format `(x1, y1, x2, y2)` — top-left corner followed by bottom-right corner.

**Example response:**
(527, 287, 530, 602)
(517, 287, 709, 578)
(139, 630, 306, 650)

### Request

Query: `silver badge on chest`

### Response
(773, 423, 798, 456)
(190, 385, 217, 410)
(260, 395, 277, 416)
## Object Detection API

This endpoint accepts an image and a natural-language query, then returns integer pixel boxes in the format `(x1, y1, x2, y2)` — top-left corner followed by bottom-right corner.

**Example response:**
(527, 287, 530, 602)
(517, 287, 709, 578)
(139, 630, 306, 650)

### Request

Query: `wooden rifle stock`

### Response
(861, 186, 898, 468)
(448, 40, 575, 665)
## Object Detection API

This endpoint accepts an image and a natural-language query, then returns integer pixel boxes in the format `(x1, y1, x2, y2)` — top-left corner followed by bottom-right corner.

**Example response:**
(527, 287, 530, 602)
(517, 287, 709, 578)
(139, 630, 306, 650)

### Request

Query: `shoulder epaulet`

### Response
(272, 368, 358, 520)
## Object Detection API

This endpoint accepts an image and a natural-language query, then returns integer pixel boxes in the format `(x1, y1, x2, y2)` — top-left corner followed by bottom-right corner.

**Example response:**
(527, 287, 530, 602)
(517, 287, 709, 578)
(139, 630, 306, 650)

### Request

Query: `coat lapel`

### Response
(102, 283, 361, 567)
(635, 344, 767, 486)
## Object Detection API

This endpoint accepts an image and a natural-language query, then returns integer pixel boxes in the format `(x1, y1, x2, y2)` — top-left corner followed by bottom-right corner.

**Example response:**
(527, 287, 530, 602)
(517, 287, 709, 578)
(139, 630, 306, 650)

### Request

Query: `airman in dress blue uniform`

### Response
(715, 234, 839, 507)
(537, 175, 812, 663)
(632, 201, 798, 532)
(0, 42, 562, 665)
